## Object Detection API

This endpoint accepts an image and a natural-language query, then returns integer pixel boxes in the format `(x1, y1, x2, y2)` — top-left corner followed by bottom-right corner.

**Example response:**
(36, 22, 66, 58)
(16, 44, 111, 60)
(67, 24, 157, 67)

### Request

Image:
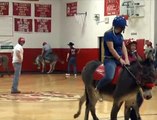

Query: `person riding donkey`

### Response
(96, 16, 130, 91)
(41, 42, 53, 61)
(125, 39, 142, 62)
(125, 39, 143, 120)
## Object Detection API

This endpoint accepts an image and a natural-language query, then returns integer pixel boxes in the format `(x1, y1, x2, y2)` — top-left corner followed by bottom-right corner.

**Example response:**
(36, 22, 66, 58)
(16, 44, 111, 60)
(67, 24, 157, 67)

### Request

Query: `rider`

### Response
(126, 39, 143, 120)
(96, 16, 130, 91)
(126, 39, 142, 62)
(41, 42, 53, 61)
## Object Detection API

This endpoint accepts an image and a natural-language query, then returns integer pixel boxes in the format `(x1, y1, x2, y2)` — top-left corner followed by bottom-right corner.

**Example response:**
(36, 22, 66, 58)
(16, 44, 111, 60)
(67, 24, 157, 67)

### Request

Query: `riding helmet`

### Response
(112, 16, 127, 29)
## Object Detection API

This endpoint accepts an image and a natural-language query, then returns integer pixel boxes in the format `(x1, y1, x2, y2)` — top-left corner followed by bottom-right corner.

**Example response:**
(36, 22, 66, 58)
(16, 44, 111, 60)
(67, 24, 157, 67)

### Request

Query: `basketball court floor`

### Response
(0, 73, 157, 120)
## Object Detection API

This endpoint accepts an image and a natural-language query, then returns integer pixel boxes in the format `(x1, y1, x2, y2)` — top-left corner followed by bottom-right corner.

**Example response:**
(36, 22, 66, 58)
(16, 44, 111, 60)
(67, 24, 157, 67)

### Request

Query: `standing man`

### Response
(11, 37, 25, 94)
(65, 42, 80, 78)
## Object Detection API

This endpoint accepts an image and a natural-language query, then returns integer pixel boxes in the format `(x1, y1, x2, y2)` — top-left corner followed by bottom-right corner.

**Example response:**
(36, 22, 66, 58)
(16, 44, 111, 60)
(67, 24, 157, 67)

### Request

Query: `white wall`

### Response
(0, 0, 61, 48)
(0, 0, 155, 48)
(60, 0, 155, 48)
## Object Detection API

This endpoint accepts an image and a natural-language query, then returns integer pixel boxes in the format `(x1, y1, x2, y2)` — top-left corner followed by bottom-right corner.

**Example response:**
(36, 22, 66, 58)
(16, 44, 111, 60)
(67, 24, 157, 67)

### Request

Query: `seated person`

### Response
(126, 39, 143, 120)
(126, 40, 142, 62)
(41, 42, 53, 61)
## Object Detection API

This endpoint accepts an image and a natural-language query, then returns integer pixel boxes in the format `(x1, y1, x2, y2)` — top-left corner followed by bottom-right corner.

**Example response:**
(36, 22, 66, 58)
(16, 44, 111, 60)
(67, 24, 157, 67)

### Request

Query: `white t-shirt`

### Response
(12, 43, 24, 63)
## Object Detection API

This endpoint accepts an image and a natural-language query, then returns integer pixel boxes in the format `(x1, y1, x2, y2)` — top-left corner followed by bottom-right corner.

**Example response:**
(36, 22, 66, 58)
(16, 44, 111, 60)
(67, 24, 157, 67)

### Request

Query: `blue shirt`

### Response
(104, 30, 123, 57)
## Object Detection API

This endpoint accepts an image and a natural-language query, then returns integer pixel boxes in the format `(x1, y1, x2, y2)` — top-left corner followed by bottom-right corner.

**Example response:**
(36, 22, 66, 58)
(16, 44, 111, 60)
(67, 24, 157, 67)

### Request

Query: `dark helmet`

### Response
(112, 16, 127, 29)
(42, 42, 47, 46)
(18, 37, 25, 44)
(68, 42, 74, 46)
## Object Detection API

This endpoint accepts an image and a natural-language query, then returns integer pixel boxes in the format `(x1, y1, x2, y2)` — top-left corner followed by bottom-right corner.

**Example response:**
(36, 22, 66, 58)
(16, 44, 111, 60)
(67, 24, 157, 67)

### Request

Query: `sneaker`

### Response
(65, 73, 70, 78)
(11, 90, 21, 94)
(74, 74, 77, 78)
(95, 88, 103, 102)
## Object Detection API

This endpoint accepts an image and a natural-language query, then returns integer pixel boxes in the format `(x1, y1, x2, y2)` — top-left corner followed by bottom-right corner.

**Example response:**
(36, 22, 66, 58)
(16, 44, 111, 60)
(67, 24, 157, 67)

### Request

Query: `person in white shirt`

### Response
(11, 37, 25, 94)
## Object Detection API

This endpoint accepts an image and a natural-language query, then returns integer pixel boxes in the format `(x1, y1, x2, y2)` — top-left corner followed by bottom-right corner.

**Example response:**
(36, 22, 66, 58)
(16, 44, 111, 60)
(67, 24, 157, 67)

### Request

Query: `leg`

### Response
(66, 58, 72, 77)
(111, 100, 123, 120)
(129, 92, 143, 120)
(11, 63, 22, 93)
(41, 61, 45, 73)
(86, 87, 99, 120)
(47, 62, 56, 73)
(74, 93, 86, 118)
(96, 59, 116, 90)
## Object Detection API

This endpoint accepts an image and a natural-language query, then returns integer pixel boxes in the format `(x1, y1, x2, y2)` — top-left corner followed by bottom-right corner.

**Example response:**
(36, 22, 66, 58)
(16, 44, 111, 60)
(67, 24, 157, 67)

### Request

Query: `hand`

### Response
(125, 59, 130, 65)
(119, 58, 126, 65)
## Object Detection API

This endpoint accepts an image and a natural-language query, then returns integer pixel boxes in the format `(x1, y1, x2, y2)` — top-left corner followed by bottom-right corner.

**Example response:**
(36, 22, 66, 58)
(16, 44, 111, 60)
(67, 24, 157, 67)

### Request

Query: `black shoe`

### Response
(11, 90, 21, 94)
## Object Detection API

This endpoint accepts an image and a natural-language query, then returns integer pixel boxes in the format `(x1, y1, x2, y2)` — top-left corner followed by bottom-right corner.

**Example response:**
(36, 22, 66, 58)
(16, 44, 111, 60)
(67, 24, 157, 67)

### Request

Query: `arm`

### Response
(106, 41, 127, 65)
(66, 53, 69, 62)
(106, 41, 122, 60)
(122, 42, 130, 64)
(77, 49, 80, 54)
(41, 48, 44, 57)
(16, 50, 22, 63)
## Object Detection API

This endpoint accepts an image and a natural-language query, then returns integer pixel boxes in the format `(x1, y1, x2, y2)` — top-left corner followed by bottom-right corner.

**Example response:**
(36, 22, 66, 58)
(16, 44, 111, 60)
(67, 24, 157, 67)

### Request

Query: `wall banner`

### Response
(14, 18, 32, 32)
(66, 2, 77, 17)
(104, 0, 120, 16)
(34, 19, 51, 33)
(35, 4, 51, 17)
(13, 2, 31, 16)
(0, 2, 9, 15)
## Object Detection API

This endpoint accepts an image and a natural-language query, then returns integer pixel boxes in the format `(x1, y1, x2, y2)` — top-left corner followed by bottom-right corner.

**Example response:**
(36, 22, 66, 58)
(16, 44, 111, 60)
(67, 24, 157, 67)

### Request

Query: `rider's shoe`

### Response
(95, 87, 103, 102)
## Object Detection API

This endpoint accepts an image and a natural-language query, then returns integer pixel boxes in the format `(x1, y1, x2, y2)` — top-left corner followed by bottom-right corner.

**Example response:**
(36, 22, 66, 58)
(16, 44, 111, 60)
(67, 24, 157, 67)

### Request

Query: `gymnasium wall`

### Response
(0, 0, 155, 73)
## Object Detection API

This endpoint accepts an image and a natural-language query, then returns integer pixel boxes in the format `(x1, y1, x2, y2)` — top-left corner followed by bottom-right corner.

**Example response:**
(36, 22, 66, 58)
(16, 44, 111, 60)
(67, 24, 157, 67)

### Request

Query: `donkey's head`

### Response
(34, 55, 43, 69)
(138, 57, 156, 100)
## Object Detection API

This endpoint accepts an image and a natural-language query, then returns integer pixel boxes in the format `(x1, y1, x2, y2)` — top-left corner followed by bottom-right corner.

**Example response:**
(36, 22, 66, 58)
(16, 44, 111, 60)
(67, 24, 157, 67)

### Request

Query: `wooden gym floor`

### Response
(0, 73, 157, 120)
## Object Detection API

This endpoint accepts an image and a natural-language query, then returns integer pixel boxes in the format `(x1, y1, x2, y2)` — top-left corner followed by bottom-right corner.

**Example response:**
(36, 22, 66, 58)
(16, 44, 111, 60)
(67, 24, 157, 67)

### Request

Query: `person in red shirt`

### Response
(126, 39, 143, 120)
(65, 42, 80, 78)
(126, 40, 142, 63)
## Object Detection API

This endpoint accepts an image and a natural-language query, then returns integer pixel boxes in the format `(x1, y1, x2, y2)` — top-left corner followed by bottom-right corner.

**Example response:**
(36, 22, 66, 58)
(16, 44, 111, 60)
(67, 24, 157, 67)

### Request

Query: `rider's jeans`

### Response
(97, 59, 117, 90)
(44, 50, 52, 60)
(67, 57, 77, 74)
(11, 62, 22, 92)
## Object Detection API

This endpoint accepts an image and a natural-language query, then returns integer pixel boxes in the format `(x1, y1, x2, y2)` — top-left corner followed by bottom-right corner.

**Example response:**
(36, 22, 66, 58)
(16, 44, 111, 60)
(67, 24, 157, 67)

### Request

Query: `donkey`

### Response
(35, 53, 64, 73)
(0, 55, 10, 77)
(74, 52, 156, 120)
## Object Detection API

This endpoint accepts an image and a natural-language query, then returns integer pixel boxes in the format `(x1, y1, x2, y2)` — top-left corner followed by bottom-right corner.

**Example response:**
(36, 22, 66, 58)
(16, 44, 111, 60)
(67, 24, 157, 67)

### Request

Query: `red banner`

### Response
(34, 19, 51, 32)
(13, 2, 31, 16)
(104, 0, 120, 16)
(66, 2, 77, 17)
(0, 2, 9, 15)
(35, 4, 51, 17)
(14, 18, 32, 32)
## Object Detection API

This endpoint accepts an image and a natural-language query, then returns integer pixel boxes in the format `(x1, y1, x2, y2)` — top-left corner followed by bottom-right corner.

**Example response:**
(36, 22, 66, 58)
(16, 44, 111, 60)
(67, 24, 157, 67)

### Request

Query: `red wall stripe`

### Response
(0, 48, 99, 73)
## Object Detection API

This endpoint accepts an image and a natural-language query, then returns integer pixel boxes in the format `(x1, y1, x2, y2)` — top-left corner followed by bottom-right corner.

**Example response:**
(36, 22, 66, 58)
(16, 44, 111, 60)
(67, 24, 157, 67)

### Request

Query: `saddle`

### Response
(93, 64, 122, 84)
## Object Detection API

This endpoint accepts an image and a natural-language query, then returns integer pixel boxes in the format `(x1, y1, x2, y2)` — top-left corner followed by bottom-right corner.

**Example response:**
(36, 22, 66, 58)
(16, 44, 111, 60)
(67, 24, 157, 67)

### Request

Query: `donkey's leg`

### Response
(47, 62, 56, 74)
(41, 61, 45, 73)
(74, 92, 86, 118)
(87, 87, 99, 120)
(124, 100, 132, 120)
(111, 100, 123, 120)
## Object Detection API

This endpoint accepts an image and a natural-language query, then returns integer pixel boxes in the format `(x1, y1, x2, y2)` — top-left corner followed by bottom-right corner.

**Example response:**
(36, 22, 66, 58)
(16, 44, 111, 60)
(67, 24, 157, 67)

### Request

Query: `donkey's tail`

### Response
(82, 60, 101, 85)
(74, 60, 101, 119)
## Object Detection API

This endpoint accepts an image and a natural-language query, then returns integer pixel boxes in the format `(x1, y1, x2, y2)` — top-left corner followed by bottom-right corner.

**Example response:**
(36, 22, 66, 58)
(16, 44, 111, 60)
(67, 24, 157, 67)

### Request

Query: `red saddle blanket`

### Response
(93, 64, 122, 84)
